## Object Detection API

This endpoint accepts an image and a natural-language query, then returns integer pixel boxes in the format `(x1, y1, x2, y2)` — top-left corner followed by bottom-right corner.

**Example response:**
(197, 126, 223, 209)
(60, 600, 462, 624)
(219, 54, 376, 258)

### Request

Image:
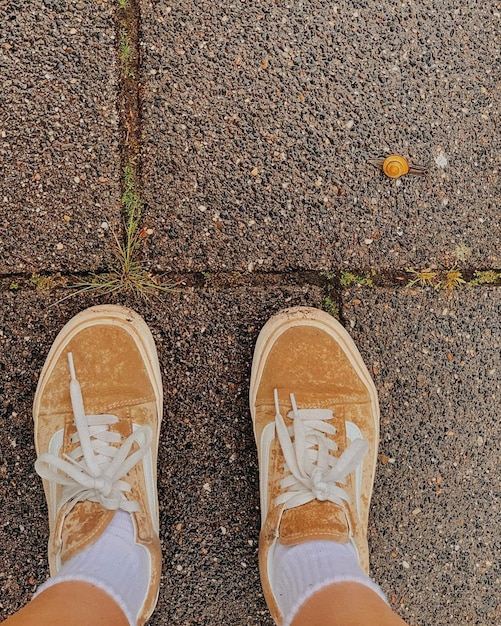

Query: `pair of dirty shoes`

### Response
(33, 305, 379, 624)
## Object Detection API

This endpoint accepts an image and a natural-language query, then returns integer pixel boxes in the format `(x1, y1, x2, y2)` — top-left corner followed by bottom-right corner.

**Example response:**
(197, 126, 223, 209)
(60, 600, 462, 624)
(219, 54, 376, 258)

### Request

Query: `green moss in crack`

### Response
(468, 270, 501, 286)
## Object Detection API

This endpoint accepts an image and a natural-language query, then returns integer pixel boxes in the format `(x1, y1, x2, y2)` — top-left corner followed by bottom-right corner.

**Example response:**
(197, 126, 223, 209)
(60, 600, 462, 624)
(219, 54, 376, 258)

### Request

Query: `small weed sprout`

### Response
(340, 271, 374, 288)
(118, 0, 128, 8)
(361, 273, 374, 288)
(323, 296, 339, 319)
(119, 28, 134, 78)
(320, 270, 335, 282)
(340, 272, 357, 287)
(30, 274, 58, 291)
(405, 268, 438, 289)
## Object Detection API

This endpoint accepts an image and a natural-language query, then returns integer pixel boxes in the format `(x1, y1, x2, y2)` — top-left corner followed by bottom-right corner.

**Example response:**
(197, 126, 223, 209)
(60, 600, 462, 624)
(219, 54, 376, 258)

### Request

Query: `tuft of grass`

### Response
(118, 0, 128, 8)
(405, 268, 438, 289)
(9, 282, 19, 291)
(119, 27, 134, 78)
(70, 161, 171, 298)
(323, 296, 339, 319)
(468, 270, 501, 286)
(340, 271, 374, 288)
(122, 161, 142, 267)
(437, 269, 466, 291)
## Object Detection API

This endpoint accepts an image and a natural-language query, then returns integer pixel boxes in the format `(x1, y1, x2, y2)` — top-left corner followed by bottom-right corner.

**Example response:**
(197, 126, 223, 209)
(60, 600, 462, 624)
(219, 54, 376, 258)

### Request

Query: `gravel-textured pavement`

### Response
(0, 0, 121, 274)
(0, 1, 499, 625)
(141, 0, 499, 272)
(343, 287, 500, 625)
(1, 286, 499, 625)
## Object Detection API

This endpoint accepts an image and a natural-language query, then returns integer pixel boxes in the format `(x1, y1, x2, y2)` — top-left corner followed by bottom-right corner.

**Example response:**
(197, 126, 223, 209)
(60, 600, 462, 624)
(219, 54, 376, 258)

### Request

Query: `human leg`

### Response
(250, 306, 409, 626)
(291, 582, 409, 626)
(2, 582, 128, 626)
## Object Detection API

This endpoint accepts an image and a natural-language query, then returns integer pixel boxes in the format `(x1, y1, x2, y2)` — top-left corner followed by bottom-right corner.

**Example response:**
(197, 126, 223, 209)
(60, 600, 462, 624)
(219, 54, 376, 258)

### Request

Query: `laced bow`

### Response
(35, 352, 152, 514)
(274, 389, 368, 510)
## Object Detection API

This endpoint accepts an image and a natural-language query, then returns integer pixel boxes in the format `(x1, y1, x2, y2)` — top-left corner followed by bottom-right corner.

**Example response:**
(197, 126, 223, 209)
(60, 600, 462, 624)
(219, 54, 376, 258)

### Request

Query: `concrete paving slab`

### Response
(0, 284, 323, 624)
(0, 1, 121, 274)
(1, 285, 498, 625)
(140, 0, 499, 273)
(342, 286, 500, 625)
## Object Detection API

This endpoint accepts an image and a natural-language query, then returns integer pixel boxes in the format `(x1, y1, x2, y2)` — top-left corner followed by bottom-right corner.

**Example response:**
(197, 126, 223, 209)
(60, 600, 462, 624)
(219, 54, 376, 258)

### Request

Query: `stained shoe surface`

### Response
(33, 305, 163, 625)
(249, 306, 380, 624)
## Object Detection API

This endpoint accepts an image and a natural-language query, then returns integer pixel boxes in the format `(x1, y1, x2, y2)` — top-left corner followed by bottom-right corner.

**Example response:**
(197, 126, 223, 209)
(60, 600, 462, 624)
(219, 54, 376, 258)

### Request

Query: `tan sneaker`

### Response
(33, 305, 163, 625)
(249, 306, 379, 625)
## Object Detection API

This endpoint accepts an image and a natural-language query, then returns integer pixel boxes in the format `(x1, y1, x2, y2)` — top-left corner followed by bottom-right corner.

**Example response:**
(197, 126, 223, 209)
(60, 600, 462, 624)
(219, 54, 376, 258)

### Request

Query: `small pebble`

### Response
(435, 153, 448, 168)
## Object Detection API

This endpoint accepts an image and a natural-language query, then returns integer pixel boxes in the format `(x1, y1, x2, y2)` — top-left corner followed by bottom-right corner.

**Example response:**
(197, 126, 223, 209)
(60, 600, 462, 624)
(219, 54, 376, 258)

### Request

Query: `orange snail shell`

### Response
(382, 155, 409, 179)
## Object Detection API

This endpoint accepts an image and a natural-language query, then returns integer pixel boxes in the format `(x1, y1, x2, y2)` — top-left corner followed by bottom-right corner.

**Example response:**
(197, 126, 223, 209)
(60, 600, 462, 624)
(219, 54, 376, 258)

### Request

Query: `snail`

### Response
(368, 155, 428, 179)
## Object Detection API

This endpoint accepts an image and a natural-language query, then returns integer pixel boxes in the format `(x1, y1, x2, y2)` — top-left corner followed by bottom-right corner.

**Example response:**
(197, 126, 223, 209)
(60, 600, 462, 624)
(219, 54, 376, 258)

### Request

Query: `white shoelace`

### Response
(274, 389, 369, 510)
(35, 352, 152, 514)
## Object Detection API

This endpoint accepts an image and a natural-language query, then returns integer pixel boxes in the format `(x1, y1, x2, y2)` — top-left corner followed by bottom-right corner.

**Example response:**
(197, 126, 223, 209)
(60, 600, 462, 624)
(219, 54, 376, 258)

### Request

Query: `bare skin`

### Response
(291, 581, 410, 626)
(1, 582, 129, 626)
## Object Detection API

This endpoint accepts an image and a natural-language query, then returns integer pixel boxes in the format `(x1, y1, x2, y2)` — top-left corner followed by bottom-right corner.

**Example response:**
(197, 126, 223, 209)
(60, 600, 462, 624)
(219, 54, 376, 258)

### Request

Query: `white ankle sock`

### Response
(34, 511, 150, 625)
(272, 540, 387, 626)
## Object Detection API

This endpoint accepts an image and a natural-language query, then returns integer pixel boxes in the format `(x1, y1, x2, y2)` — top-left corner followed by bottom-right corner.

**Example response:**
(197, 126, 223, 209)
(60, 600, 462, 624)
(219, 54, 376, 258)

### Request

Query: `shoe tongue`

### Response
(59, 501, 115, 565)
(276, 401, 351, 546)
(278, 499, 350, 546)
